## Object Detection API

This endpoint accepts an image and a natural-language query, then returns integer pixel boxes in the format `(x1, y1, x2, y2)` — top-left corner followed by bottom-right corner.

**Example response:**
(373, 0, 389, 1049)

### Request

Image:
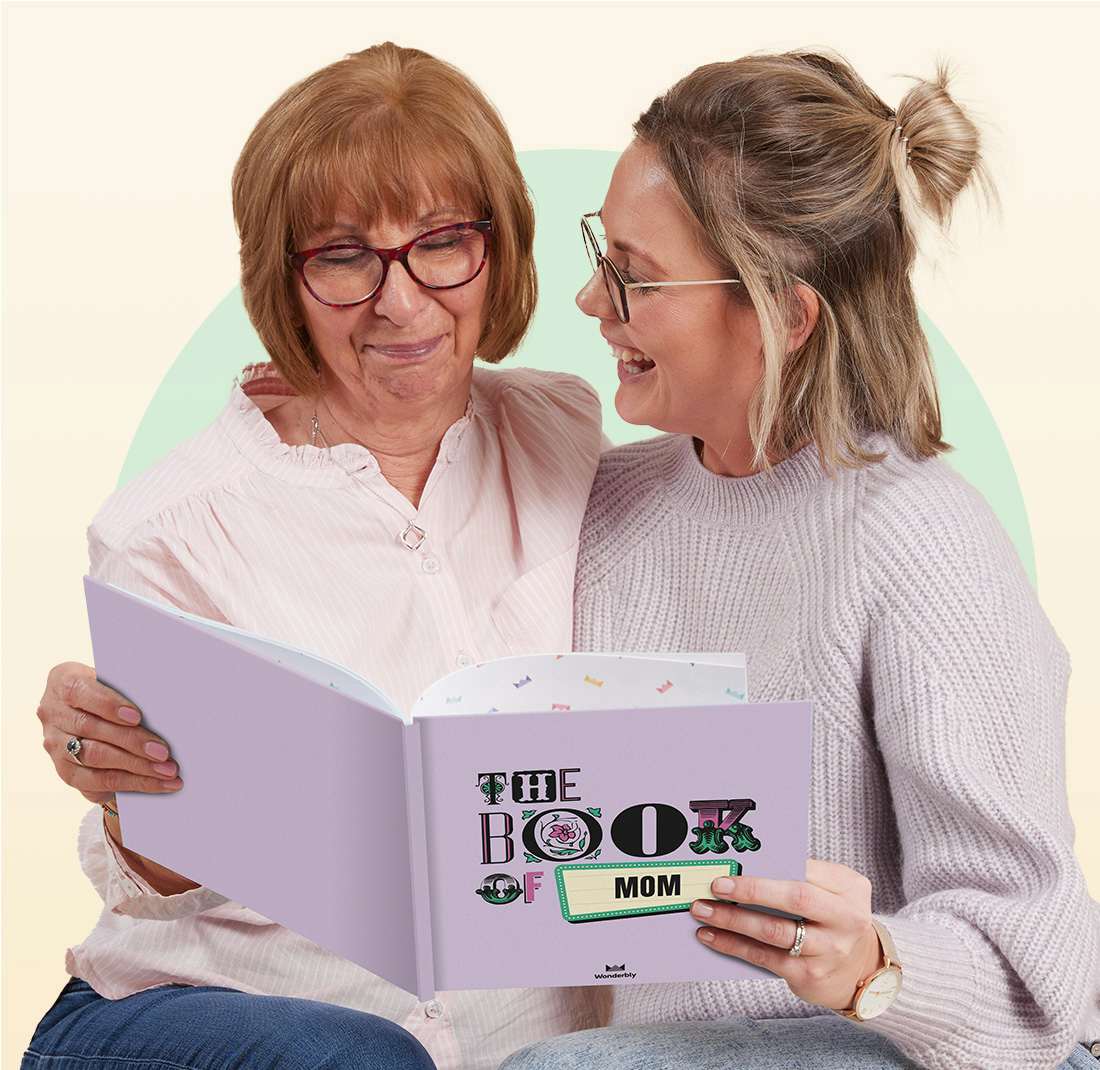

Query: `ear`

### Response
(786, 283, 820, 354)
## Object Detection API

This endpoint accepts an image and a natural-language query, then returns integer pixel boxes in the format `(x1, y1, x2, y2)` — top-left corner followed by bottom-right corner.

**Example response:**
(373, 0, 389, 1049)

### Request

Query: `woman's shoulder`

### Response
(471, 365, 605, 485)
(471, 365, 601, 427)
(852, 433, 1035, 613)
(857, 433, 992, 521)
(856, 434, 1013, 551)
(589, 433, 683, 500)
(89, 387, 260, 554)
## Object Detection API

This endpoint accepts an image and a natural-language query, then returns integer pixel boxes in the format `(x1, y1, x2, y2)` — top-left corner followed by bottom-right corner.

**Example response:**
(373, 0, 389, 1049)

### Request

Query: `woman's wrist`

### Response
(841, 922, 887, 1011)
(102, 805, 201, 896)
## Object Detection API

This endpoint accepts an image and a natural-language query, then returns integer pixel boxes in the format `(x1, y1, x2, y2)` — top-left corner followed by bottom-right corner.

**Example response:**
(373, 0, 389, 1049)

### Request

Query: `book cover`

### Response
(86, 577, 811, 999)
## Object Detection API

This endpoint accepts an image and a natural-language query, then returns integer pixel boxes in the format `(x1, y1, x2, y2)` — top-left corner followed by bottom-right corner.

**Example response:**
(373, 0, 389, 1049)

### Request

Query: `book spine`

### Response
(402, 721, 436, 1000)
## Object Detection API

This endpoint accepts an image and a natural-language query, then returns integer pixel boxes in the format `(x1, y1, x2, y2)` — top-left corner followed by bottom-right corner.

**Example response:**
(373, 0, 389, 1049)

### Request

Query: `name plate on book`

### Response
(555, 860, 741, 922)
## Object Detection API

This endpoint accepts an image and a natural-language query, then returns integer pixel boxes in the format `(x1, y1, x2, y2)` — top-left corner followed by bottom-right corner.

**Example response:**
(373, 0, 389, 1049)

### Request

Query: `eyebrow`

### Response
(598, 211, 667, 275)
(610, 238, 665, 276)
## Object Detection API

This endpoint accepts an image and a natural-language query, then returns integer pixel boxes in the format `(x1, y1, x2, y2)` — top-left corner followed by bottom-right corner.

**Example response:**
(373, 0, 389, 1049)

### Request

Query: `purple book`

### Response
(86, 577, 812, 1000)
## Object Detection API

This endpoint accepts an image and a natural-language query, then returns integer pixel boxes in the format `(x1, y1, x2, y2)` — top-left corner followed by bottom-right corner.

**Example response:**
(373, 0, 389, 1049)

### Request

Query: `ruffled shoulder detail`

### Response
(221, 363, 377, 483)
(90, 364, 374, 552)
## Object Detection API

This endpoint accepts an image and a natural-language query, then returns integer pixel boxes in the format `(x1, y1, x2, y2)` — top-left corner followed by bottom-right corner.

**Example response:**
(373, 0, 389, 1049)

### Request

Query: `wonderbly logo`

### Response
(594, 962, 637, 980)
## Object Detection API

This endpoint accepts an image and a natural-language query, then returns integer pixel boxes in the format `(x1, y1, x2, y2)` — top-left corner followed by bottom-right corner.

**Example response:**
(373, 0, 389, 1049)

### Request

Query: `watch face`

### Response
(856, 968, 902, 1020)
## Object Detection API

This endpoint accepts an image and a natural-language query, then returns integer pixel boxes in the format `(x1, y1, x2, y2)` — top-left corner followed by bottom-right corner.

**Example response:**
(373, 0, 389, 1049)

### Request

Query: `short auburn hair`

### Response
(232, 43, 537, 395)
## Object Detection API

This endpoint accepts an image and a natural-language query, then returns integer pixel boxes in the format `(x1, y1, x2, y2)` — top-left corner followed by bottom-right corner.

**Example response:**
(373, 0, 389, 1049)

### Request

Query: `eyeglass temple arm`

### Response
(621, 279, 743, 289)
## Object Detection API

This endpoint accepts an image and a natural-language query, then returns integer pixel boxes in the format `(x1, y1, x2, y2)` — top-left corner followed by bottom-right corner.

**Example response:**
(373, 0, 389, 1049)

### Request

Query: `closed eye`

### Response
(316, 246, 371, 265)
(622, 269, 658, 296)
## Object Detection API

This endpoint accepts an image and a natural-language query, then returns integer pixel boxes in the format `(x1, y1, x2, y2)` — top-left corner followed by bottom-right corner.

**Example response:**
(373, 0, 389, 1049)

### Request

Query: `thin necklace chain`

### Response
(309, 410, 330, 448)
(312, 394, 370, 450)
(308, 392, 456, 552)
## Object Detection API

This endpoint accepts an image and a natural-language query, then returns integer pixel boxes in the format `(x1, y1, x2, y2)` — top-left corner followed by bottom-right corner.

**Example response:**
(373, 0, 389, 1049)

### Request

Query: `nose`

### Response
(576, 268, 613, 320)
(371, 258, 429, 326)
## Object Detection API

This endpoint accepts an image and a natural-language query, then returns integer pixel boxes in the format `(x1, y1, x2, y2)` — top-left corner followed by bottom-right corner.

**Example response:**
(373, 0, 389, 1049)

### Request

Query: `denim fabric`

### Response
(21, 978, 437, 1070)
(498, 1016, 1099, 1070)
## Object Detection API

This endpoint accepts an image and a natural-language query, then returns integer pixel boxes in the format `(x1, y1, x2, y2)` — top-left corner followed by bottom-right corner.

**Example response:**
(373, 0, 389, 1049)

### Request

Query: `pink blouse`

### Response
(65, 361, 604, 1070)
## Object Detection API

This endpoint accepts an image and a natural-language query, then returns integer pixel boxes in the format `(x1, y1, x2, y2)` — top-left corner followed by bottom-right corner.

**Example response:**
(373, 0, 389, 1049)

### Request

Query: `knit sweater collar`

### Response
(659, 434, 826, 525)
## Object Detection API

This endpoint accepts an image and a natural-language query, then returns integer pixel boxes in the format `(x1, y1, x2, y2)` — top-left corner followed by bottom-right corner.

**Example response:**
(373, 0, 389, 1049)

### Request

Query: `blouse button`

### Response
(456, 652, 474, 668)
(424, 999, 444, 1019)
(421, 555, 441, 575)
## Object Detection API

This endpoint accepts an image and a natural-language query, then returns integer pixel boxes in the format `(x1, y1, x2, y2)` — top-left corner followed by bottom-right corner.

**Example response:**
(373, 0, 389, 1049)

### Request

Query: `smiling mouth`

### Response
(609, 343, 655, 379)
(368, 335, 445, 360)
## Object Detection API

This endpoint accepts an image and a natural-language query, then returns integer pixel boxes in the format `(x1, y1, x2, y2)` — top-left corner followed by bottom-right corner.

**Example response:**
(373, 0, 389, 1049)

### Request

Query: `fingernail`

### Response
(152, 761, 177, 777)
(713, 877, 736, 895)
(144, 741, 169, 761)
(692, 901, 714, 918)
(118, 707, 141, 724)
(698, 928, 715, 943)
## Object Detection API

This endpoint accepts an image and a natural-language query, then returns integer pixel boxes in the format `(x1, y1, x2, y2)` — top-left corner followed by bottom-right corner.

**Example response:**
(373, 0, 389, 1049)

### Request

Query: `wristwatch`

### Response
(839, 918, 903, 1022)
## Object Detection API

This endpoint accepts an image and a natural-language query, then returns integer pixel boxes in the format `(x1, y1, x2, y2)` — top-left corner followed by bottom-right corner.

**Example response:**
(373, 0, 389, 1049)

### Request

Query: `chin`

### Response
(614, 390, 665, 431)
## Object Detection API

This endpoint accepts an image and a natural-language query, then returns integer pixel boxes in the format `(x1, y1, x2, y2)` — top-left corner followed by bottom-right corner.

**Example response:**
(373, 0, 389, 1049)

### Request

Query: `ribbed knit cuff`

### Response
(856, 913, 984, 1069)
(860, 913, 1090, 1069)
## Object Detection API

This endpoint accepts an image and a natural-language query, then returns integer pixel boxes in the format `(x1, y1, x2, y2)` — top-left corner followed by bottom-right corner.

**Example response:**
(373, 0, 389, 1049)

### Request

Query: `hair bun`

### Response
(894, 62, 995, 229)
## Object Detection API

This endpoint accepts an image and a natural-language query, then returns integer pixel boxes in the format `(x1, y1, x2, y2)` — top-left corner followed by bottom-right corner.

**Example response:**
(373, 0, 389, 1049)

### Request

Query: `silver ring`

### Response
(65, 736, 86, 766)
(788, 918, 806, 957)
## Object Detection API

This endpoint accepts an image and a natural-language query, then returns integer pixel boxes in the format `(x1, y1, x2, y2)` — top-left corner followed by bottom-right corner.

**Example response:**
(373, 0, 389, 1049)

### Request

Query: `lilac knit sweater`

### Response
(573, 432, 1100, 1070)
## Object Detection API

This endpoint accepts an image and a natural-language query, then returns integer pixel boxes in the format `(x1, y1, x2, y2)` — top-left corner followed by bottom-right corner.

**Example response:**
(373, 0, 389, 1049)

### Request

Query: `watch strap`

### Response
(870, 917, 901, 969)
(838, 917, 902, 1020)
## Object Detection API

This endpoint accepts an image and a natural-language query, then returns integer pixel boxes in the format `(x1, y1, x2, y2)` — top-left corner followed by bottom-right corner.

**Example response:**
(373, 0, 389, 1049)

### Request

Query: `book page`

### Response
(410, 653, 747, 718)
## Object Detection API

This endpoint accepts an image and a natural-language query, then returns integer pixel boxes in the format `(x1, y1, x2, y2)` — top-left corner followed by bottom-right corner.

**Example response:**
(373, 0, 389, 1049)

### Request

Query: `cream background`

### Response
(4, 2, 1098, 1061)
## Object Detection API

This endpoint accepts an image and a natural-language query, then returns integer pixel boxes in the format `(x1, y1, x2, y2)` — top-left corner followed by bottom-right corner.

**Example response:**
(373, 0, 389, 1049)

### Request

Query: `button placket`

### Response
(424, 999, 444, 1019)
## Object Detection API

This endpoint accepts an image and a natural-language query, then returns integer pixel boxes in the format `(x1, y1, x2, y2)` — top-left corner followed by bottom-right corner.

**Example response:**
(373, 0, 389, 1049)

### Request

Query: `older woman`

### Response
(24, 43, 603, 1070)
(502, 51, 1100, 1070)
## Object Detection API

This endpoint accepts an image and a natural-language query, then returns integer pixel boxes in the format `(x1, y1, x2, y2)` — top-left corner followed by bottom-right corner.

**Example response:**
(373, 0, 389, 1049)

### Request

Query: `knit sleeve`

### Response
(82, 522, 232, 920)
(857, 456, 1098, 1069)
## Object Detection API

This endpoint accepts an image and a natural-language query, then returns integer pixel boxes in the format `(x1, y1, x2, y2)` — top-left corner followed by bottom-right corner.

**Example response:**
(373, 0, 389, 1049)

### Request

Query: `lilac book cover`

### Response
(86, 577, 812, 1000)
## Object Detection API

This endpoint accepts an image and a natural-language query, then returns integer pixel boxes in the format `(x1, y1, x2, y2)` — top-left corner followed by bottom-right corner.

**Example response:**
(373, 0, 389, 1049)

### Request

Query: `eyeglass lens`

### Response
(303, 224, 487, 305)
(581, 217, 628, 323)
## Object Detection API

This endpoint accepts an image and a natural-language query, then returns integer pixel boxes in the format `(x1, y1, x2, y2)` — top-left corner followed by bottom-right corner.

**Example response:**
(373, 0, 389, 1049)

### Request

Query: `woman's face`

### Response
(295, 199, 490, 410)
(576, 140, 764, 446)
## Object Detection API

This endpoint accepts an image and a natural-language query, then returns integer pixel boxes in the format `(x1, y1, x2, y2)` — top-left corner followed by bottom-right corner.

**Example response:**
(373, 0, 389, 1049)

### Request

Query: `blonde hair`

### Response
(232, 42, 537, 395)
(634, 50, 997, 470)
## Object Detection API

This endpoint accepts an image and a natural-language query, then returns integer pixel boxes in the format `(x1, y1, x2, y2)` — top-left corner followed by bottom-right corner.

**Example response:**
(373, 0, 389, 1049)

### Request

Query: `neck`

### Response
(318, 374, 471, 507)
(697, 429, 810, 478)
(696, 427, 760, 477)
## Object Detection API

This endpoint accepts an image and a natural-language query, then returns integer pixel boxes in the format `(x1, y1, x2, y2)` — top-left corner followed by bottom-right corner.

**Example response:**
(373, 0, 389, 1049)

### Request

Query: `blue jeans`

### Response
(21, 977, 437, 1069)
(498, 1017, 1099, 1070)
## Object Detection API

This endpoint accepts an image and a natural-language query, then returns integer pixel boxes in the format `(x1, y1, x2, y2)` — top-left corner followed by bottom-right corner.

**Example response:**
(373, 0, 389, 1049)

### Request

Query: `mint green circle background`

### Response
(118, 149, 1036, 584)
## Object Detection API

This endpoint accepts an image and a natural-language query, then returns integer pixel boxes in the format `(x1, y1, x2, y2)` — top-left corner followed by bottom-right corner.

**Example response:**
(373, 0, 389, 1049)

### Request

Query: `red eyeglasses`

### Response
(291, 219, 493, 308)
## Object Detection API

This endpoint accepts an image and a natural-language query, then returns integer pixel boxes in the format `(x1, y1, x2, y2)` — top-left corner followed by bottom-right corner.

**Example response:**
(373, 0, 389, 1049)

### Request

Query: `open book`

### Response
(85, 577, 813, 1000)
